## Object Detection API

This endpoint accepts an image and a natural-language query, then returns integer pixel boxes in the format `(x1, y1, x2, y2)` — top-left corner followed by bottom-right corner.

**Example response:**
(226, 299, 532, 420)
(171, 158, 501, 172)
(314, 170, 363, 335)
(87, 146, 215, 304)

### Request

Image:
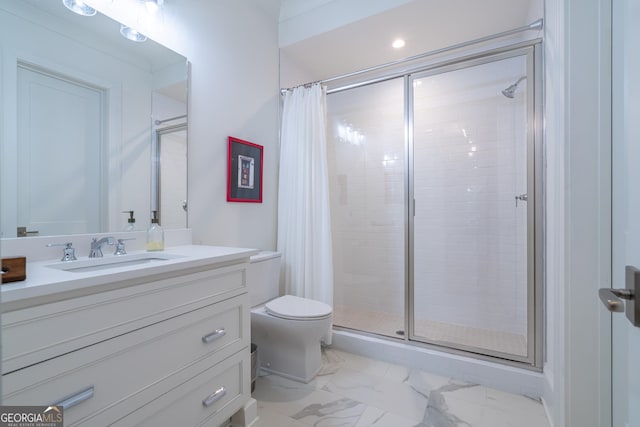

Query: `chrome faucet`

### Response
(89, 237, 115, 258)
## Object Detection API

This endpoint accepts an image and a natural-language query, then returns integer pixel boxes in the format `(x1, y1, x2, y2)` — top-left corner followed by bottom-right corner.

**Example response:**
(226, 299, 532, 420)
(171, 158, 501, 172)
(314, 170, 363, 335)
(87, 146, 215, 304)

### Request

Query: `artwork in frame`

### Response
(227, 136, 263, 203)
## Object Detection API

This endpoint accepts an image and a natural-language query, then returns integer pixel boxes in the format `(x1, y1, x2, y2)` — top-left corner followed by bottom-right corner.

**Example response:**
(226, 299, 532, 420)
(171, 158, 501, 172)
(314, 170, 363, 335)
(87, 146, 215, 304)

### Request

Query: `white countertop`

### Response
(1, 245, 259, 309)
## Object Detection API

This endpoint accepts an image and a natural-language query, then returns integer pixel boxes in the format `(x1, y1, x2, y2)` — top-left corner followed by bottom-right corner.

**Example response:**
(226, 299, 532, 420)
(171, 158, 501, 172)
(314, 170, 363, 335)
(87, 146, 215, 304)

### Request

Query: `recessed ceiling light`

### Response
(62, 0, 97, 16)
(392, 39, 406, 49)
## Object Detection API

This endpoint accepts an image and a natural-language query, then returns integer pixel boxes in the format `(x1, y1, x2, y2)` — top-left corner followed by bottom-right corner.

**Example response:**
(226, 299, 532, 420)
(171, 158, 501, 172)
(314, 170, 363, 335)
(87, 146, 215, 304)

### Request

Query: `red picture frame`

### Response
(227, 136, 263, 203)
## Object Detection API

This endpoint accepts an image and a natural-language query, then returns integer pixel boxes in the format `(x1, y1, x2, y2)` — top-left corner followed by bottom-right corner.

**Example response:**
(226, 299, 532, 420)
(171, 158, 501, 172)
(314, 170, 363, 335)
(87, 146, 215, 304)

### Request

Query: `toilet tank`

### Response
(247, 251, 281, 307)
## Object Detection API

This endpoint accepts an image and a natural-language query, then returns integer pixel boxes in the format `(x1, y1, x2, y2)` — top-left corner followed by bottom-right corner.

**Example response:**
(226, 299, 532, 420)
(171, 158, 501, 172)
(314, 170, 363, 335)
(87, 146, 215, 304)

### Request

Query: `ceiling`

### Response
(278, 0, 541, 87)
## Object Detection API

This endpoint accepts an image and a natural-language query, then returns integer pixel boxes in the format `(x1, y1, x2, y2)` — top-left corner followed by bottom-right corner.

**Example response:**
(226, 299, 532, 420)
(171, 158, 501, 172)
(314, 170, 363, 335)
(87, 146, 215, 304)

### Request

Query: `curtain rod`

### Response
(280, 18, 543, 95)
(156, 122, 187, 134)
(154, 114, 187, 125)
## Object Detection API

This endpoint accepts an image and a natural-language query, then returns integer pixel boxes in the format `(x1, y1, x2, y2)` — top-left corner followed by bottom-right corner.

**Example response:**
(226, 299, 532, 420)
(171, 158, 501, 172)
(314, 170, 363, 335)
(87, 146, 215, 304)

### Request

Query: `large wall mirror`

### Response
(0, 0, 188, 238)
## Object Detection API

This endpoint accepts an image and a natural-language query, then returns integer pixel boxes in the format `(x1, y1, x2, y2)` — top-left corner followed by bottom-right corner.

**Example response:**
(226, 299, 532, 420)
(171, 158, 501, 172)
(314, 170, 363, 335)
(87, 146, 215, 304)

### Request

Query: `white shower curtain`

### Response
(278, 83, 334, 311)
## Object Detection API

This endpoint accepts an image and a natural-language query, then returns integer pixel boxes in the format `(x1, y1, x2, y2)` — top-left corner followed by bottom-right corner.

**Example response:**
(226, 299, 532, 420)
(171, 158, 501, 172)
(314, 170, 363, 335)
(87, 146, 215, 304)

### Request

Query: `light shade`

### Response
(145, 0, 164, 14)
(62, 0, 97, 16)
(120, 25, 147, 42)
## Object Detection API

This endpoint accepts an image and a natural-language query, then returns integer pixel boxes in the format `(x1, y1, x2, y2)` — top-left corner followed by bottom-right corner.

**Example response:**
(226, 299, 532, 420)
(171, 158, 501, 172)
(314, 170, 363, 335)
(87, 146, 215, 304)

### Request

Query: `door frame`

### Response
(543, 0, 613, 425)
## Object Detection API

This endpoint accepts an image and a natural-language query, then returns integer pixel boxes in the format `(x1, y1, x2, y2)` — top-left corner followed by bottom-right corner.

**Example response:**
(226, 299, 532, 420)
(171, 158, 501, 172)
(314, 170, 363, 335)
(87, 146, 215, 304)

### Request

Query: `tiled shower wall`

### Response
(327, 53, 529, 341)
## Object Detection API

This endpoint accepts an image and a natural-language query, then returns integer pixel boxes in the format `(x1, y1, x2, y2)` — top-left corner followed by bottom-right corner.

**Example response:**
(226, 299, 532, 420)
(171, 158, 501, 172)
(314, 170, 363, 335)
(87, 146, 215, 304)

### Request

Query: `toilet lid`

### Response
(265, 295, 332, 320)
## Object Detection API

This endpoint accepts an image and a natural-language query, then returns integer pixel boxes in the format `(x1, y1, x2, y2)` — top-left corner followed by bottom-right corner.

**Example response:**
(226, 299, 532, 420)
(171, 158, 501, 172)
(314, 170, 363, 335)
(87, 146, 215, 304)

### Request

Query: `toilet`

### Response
(248, 251, 332, 383)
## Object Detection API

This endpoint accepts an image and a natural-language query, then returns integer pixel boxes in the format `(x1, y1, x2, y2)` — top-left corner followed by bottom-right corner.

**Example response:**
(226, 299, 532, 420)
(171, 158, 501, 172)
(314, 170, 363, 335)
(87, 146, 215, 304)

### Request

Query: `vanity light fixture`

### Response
(120, 24, 147, 42)
(145, 0, 164, 14)
(62, 0, 97, 16)
(392, 38, 406, 49)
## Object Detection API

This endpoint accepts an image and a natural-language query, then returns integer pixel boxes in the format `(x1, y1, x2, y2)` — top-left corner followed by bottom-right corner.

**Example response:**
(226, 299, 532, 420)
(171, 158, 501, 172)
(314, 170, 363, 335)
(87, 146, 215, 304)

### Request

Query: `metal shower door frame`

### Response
(405, 42, 543, 368)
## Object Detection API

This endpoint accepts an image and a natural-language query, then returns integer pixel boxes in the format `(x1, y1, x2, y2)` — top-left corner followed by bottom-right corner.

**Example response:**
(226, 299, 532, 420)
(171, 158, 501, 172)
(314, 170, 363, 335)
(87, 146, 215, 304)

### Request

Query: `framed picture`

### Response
(227, 136, 263, 203)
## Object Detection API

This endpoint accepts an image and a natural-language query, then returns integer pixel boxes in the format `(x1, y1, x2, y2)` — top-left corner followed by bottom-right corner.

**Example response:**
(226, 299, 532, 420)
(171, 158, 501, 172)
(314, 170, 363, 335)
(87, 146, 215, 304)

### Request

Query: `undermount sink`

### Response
(47, 252, 184, 273)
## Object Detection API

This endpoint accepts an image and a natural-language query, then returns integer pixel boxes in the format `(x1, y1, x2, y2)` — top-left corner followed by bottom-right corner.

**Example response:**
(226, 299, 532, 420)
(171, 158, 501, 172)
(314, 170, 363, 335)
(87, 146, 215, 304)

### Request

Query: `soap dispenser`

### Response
(122, 210, 136, 231)
(146, 210, 164, 251)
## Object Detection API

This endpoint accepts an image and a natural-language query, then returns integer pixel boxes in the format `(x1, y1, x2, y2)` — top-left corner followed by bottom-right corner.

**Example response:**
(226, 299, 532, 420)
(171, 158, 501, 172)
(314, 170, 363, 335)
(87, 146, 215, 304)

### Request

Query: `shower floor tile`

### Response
(250, 348, 549, 427)
(332, 305, 527, 357)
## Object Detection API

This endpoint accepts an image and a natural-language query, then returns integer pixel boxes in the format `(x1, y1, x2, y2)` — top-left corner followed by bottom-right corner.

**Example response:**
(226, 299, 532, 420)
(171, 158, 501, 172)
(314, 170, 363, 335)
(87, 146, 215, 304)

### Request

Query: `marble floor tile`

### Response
(251, 347, 549, 427)
(252, 373, 317, 405)
(252, 406, 306, 427)
(290, 396, 366, 426)
(382, 362, 411, 383)
(355, 406, 419, 427)
(322, 367, 428, 423)
(256, 382, 366, 427)
(322, 348, 393, 378)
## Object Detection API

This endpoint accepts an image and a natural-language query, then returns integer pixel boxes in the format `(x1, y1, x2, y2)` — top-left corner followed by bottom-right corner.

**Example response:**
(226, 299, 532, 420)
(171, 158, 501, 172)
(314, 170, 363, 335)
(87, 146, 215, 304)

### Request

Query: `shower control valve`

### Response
(515, 193, 528, 207)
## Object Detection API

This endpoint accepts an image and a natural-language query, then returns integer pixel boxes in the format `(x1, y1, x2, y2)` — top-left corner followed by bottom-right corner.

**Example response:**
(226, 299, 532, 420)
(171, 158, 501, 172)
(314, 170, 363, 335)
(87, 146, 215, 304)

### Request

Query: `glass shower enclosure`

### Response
(327, 42, 542, 366)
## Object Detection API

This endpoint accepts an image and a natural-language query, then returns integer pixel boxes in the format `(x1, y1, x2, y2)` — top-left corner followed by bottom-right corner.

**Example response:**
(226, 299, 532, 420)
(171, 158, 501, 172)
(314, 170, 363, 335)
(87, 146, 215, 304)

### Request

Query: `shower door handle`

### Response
(515, 193, 528, 207)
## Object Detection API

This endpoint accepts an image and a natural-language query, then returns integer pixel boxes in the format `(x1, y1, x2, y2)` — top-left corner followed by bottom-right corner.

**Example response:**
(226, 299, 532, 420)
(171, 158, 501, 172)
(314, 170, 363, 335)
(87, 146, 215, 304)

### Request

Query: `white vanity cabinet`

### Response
(1, 250, 253, 427)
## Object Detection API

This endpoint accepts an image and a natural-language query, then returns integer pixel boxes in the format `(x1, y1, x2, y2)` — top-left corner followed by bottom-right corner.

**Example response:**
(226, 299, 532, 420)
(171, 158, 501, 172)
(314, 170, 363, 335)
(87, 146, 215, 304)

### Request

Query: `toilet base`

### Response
(253, 335, 324, 383)
(251, 311, 330, 383)
(258, 362, 322, 384)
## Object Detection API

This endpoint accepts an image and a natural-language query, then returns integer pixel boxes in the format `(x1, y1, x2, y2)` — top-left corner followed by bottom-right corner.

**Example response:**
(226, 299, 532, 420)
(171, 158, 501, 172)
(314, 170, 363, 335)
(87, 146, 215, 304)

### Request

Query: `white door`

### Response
(16, 66, 104, 236)
(158, 128, 187, 229)
(608, 0, 640, 426)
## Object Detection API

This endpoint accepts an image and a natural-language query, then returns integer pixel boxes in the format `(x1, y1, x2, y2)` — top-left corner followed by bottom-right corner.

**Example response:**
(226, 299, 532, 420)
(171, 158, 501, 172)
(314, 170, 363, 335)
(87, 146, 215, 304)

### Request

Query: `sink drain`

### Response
(395, 330, 405, 336)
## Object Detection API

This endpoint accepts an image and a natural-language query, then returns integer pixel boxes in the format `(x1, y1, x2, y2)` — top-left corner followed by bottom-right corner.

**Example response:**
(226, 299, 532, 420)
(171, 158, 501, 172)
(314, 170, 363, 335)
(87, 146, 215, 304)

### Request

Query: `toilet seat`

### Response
(265, 295, 332, 320)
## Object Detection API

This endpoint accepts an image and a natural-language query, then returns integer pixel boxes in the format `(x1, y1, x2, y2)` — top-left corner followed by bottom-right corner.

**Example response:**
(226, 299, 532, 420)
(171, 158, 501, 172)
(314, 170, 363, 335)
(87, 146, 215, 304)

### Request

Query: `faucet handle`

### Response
(114, 238, 136, 256)
(46, 242, 77, 262)
(91, 237, 115, 245)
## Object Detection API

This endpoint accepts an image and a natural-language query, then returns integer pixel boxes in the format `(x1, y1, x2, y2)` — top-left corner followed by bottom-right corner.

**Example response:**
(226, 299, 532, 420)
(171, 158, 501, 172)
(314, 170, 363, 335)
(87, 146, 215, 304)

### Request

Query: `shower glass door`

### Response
(409, 48, 538, 363)
(327, 78, 406, 338)
(326, 43, 541, 365)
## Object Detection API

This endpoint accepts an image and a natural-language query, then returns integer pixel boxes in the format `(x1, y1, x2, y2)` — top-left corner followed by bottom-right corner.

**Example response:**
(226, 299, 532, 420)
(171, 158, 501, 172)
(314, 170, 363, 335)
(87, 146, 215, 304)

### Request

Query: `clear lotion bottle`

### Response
(146, 210, 164, 251)
(123, 210, 136, 231)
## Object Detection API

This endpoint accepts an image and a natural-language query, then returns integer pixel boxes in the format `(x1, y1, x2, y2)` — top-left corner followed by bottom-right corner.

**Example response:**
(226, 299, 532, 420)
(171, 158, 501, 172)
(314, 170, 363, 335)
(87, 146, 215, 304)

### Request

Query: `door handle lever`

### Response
(599, 288, 627, 312)
(599, 266, 640, 327)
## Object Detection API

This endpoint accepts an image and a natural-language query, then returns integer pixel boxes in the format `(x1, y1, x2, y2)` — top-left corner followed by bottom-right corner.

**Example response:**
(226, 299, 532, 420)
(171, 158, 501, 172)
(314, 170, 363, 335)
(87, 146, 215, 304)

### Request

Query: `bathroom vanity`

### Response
(1, 244, 256, 426)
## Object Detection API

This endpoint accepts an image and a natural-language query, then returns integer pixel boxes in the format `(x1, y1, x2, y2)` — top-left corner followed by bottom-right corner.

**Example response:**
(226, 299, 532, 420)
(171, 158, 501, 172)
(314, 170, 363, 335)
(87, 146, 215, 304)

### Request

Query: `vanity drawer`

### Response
(2, 263, 247, 373)
(113, 350, 249, 427)
(2, 294, 249, 426)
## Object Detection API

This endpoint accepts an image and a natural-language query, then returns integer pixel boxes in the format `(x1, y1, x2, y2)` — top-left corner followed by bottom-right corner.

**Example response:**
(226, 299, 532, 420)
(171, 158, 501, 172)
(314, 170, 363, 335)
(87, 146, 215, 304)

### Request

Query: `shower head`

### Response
(502, 76, 527, 98)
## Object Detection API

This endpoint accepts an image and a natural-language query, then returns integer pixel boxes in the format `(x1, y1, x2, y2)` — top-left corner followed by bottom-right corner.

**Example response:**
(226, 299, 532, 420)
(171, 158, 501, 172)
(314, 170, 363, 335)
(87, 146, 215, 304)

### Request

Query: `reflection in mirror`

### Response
(0, 0, 188, 238)
(153, 118, 187, 229)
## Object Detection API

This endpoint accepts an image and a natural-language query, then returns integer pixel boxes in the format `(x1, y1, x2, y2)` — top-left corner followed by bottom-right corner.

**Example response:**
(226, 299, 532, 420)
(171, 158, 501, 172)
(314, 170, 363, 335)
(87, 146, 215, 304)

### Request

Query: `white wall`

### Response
(278, 0, 414, 47)
(89, 0, 281, 250)
(152, 92, 186, 125)
(279, 49, 316, 89)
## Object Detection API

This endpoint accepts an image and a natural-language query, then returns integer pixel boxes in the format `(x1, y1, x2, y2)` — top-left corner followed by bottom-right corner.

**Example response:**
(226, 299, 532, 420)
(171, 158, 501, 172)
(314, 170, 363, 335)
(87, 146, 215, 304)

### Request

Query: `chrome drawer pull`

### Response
(202, 328, 226, 344)
(53, 386, 94, 410)
(202, 386, 227, 407)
